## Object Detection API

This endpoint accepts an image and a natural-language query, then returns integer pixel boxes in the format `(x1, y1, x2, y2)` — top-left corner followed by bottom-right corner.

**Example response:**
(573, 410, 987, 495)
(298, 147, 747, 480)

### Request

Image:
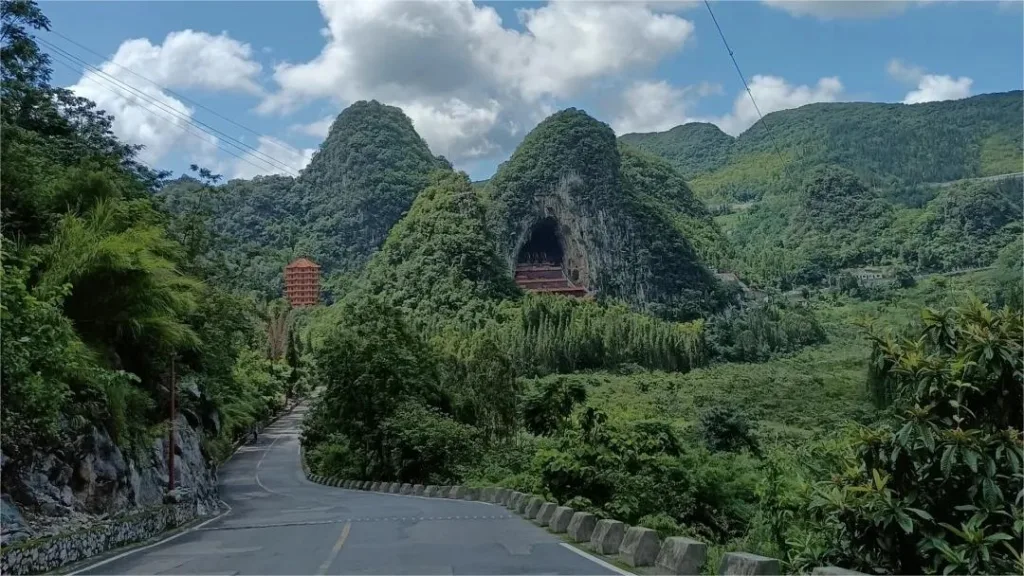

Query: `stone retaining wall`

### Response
(0, 501, 210, 575)
(303, 469, 865, 575)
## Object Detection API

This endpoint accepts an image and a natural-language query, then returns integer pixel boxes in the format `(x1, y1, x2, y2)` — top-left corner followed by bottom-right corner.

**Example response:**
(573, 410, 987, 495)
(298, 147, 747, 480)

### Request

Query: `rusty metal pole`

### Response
(168, 355, 176, 493)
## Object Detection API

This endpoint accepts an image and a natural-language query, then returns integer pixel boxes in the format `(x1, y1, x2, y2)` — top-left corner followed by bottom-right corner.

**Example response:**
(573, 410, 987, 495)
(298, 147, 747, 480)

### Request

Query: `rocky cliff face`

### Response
(0, 415, 216, 544)
(485, 109, 722, 320)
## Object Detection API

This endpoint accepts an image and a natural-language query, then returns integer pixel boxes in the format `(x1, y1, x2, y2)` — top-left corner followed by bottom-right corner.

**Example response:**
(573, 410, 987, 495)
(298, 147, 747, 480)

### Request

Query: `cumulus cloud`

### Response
(887, 58, 973, 104)
(612, 80, 722, 134)
(232, 136, 315, 179)
(289, 115, 335, 139)
(68, 30, 263, 164)
(257, 0, 696, 164)
(762, 0, 920, 19)
(714, 75, 844, 136)
(402, 98, 502, 159)
(902, 75, 973, 104)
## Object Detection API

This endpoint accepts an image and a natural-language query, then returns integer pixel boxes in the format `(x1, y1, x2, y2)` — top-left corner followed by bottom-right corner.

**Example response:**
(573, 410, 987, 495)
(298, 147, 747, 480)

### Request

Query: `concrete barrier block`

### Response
(567, 512, 597, 542)
(481, 487, 496, 502)
(508, 492, 523, 509)
(719, 552, 780, 575)
(811, 568, 868, 575)
(369, 481, 379, 491)
(589, 519, 626, 555)
(332, 478, 341, 487)
(449, 486, 465, 499)
(361, 481, 370, 490)
(534, 502, 557, 526)
(413, 484, 425, 495)
(524, 496, 545, 519)
(424, 485, 438, 497)
(463, 487, 480, 501)
(619, 526, 660, 567)
(400, 483, 412, 495)
(497, 488, 511, 505)
(655, 537, 707, 575)
(517, 494, 534, 515)
(389, 483, 401, 493)
(549, 506, 574, 533)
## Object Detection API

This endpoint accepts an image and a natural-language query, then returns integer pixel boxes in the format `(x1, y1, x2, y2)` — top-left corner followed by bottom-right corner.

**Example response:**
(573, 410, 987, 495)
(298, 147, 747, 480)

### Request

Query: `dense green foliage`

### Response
(619, 122, 735, 180)
(0, 1, 304, 473)
(159, 101, 446, 296)
(485, 108, 723, 320)
(719, 167, 1022, 289)
(621, 92, 1023, 202)
(621, 93, 1022, 292)
(357, 170, 520, 329)
(763, 301, 1024, 575)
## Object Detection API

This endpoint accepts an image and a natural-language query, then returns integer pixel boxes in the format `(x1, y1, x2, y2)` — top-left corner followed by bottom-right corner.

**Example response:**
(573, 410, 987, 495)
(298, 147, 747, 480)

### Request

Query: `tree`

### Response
(807, 299, 1023, 574)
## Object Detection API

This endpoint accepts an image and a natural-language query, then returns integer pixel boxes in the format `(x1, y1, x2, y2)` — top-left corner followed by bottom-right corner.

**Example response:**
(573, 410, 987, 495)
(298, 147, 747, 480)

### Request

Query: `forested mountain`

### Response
(621, 91, 1023, 202)
(485, 109, 725, 320)
(355, 171, 520, 330)
(621, 91, 1023, 288)
(160, 101, 446, 296)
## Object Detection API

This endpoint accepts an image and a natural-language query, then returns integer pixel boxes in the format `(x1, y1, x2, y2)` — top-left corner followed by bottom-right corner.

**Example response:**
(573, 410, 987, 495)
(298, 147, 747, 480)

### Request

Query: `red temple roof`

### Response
(286, 257, 320, 269)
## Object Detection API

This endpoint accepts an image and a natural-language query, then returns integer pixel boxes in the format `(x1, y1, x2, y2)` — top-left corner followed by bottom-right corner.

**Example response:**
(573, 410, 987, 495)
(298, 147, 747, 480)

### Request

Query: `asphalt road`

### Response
(80, 405, 618, 575)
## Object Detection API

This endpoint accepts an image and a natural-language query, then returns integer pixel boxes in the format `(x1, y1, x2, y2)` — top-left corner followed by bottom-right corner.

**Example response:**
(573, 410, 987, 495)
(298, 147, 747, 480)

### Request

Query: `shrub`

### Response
(699, 405, 760, 456)
(806, 299, 1023, 574)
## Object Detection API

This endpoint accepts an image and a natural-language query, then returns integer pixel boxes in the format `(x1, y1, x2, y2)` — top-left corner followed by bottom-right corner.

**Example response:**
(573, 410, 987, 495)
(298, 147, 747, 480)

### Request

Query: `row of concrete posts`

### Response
(304, 474, 862, 575)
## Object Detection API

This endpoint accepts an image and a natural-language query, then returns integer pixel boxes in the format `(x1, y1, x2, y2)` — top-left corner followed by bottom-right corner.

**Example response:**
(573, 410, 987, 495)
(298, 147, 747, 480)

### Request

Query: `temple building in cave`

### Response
(513, 217, 589, 298)
(284, 257, 321, 307)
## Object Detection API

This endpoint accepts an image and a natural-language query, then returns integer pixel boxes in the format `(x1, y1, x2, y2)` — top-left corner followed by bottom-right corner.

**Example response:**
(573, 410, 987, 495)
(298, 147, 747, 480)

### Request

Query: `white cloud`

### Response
(762, 0, 921, 19)
(257, 0, 696, 164)
(401, 98, 502, 159)
(289, 115, 335, 139)
(101, 30, 263, 94)
(714, 75, 844, 136)
(68, 30, 262, 164)
(70, 72, 218, 165)
(232, 136, 315, 179)
(886, 58, 925, 84)
(612, 80, 722, 134)
(887, 58, 973, 104)
(902, 74, 973, 104)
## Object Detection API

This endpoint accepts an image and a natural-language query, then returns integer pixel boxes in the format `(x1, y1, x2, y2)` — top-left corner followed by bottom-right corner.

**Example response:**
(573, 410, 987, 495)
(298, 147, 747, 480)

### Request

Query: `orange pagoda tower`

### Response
(284, 257, 321, 308)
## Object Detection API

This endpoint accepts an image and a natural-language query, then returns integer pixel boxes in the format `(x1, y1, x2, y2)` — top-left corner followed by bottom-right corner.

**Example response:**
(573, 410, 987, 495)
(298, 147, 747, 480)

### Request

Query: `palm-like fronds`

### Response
(31, 197, 201, 362)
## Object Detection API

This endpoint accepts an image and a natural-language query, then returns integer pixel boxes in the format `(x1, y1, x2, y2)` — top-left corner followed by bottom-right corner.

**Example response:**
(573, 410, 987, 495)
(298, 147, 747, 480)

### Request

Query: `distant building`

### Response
(845, 266, 894, 283)
(284, 258, 320, 307)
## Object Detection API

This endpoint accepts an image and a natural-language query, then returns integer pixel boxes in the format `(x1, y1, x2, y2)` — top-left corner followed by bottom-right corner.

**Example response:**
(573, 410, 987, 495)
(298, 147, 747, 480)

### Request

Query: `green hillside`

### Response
(621, 92, 1023, 288)
(485, 109, 723, 320)
(622, 91, 1023, 203)
(355, 170, 520, 330)
(160, 101, 446, 296)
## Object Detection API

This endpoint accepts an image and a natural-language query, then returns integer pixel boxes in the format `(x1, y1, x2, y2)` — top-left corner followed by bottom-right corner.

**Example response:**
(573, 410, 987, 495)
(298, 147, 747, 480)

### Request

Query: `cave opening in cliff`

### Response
(517, 217, 565, 267)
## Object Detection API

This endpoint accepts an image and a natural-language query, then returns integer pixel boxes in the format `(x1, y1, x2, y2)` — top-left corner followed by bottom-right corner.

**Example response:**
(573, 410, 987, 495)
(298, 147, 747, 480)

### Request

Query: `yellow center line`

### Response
(317, 521, 351, 575)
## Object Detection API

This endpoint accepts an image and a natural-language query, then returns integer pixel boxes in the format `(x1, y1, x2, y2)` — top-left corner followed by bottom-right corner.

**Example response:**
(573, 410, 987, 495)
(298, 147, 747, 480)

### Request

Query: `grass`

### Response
(525, 271, 1000, 447)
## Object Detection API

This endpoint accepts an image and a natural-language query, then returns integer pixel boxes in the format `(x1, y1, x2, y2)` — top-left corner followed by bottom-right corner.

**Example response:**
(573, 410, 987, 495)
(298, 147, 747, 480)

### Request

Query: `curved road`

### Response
(81, 405, 618, 575)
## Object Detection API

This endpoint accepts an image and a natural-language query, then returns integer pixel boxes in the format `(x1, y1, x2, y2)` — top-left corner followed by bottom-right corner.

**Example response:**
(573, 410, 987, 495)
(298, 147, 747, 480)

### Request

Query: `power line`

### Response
(46, 52, 286, 178)
(39, 37, 300, 177)
(702, 0, 786, 165)
(45, 29, 303, 159)
(41, 36, 299, 177)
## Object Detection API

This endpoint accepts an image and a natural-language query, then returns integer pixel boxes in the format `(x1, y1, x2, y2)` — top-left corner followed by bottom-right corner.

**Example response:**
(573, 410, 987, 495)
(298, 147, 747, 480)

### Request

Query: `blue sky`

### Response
(40, 1, 1024, 181)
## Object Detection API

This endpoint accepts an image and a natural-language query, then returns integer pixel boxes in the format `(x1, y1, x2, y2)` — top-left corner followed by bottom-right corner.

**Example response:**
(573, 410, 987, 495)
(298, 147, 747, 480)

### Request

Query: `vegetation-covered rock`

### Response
(356, 170, 519, 330)
(159, 101, 446, 295)
(621, 91, 1023, 202)
(486, 108, 721, 320)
